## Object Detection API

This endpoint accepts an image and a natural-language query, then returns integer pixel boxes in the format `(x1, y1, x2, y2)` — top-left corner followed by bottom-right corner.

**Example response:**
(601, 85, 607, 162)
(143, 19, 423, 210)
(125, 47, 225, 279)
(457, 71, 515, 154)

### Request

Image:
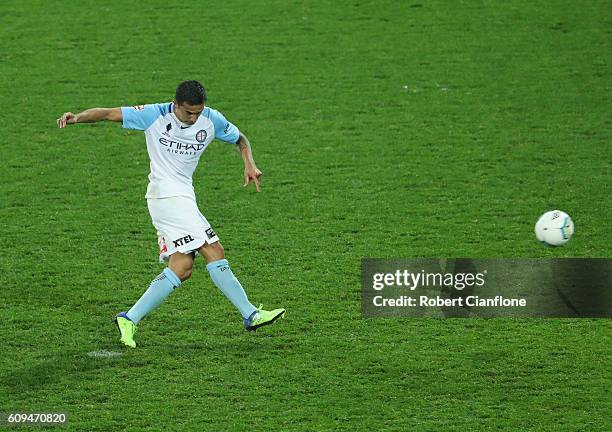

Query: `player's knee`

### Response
(214, 242, 225, 258)
(178, 267, 193, 281)
(171, 265, 193, 282)
(211, 242, 225, 262)
(168, 251, 195, 282)
(200, 241, 225, 262)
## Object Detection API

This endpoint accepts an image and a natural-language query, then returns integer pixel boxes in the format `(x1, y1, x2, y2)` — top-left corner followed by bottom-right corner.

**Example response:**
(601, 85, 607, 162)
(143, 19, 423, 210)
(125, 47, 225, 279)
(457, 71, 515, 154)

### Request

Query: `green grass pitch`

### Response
(1, 0, 610, 430)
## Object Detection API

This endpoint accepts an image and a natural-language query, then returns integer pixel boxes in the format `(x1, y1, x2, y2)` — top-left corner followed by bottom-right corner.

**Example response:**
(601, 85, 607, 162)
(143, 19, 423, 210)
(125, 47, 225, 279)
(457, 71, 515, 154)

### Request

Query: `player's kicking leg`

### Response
(199, 242, 286, 331)
(115, 253, 193, 347)
(243, 304, 286, 332)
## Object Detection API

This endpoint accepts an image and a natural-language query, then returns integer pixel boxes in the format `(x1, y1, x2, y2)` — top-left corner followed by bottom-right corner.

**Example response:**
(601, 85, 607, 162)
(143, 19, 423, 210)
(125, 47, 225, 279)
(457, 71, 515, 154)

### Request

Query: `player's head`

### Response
(174, 80, 206, 125)
(176, 80, 207, 105)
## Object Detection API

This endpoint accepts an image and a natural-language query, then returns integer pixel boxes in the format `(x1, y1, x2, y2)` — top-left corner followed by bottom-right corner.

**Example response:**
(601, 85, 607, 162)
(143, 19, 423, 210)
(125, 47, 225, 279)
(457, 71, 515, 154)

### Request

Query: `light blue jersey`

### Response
(120, 103, 240, 199)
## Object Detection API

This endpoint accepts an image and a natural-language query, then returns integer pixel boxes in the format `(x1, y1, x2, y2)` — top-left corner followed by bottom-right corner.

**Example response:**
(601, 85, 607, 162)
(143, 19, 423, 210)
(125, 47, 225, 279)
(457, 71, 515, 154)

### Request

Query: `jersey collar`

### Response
(170, 112, 192, 129)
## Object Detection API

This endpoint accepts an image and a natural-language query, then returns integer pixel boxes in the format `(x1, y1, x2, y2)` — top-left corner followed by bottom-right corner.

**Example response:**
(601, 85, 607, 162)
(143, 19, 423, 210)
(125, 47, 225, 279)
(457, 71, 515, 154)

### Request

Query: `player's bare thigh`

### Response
(168, 252, 195, 281)
(198, 241, 225, 263)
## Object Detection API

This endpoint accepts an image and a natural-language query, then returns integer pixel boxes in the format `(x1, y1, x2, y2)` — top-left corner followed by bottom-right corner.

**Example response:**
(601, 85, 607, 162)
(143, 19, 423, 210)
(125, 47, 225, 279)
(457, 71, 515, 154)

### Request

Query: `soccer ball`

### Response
(535, 210, 574, 246)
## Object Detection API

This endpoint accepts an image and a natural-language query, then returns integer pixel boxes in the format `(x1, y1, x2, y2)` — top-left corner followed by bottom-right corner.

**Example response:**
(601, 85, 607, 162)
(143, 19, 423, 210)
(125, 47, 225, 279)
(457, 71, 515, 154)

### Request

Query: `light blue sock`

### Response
(126, 268, 181, 324)
(206, 259, 257, 319)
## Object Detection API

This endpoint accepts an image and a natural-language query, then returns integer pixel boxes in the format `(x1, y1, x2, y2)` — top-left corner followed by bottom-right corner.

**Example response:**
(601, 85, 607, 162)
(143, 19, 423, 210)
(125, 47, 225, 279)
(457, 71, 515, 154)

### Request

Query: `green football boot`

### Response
(115, 312, 137, 348)
(244, 304, 286, 332)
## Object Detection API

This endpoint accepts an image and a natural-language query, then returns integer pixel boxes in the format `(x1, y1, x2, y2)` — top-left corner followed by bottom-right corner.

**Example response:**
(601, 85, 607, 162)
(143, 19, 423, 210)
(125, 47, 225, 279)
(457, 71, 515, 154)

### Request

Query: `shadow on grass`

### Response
(0, 350, 135, 395)
(0, 332, 293, 397)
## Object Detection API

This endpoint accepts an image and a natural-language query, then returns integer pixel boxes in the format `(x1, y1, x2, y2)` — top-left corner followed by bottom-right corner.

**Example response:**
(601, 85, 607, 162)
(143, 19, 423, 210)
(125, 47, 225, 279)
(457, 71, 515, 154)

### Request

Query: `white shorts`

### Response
(147, 196, 220, 262)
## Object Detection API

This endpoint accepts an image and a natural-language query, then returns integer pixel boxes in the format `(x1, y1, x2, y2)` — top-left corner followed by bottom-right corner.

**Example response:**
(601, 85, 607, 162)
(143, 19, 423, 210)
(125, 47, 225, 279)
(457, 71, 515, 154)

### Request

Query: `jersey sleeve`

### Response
(206, 108, 240, 144)
(121, 103, 171, 131)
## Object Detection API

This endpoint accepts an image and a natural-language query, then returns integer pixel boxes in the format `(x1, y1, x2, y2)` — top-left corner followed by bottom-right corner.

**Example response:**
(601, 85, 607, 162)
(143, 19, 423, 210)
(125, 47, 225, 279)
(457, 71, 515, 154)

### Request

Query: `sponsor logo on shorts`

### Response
(205, 228, 216, 239)
(173, 234, 195, 247)
(196, 130, 208, 143)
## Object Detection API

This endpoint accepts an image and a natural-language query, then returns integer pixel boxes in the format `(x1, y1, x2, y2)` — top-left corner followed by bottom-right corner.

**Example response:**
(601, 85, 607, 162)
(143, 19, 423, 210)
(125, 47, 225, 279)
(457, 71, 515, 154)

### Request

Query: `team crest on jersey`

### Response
(196, 130, 208, 143)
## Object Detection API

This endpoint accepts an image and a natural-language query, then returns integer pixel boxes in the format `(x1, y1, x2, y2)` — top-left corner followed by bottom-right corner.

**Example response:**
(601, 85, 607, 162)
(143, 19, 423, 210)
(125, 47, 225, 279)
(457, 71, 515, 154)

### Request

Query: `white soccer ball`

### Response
(535, 210, 574, 246)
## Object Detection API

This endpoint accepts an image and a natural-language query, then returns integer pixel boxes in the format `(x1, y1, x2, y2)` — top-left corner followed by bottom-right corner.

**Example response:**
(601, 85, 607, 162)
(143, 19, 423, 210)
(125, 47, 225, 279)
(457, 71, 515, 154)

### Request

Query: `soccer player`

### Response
(57, 80, 285, 348)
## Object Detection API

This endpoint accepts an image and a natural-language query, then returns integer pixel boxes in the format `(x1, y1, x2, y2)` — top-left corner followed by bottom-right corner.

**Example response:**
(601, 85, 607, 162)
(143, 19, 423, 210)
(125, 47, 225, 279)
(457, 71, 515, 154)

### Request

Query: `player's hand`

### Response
(243, 165, 262, 192)
(57, 112, 78, 128)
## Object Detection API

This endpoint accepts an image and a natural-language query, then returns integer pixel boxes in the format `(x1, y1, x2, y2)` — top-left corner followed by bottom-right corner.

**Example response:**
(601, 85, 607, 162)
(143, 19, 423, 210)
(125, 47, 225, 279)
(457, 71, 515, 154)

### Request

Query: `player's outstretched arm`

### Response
(57, 107, 122, 128)
(237, 132, 262, 192)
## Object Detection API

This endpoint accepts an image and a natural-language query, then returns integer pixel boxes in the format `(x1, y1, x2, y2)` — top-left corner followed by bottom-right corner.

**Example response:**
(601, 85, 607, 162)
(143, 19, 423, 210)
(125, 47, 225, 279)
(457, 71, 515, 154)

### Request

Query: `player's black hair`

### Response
(175, 80, 207, 105)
